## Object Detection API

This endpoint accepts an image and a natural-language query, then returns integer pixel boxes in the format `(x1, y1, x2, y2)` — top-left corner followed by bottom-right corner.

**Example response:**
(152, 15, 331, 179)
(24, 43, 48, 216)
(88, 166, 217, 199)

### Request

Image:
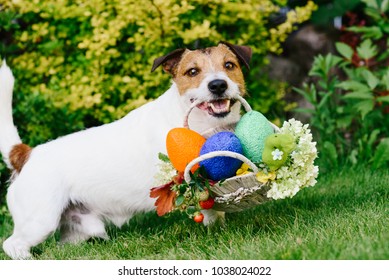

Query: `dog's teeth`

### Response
(209, 99, 230, 114)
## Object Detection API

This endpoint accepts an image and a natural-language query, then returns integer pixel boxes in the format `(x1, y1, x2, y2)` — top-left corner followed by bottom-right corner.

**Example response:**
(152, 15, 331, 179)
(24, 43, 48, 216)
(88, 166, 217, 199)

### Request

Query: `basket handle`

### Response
(183, 95, 252, 129)
(184, 151, 259, 183)
(183, 95, 280, 133)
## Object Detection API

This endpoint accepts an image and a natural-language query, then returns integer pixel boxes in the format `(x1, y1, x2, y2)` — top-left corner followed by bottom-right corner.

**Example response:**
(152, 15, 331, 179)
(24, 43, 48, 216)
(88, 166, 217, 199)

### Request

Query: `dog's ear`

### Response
(151, 48, 186, 75)
(219, 41, 252, 70)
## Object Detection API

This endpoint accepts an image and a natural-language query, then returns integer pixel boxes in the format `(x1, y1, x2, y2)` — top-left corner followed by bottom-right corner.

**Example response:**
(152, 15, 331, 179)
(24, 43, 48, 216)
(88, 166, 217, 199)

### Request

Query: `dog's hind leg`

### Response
(59, 203, 108, 244)
(3, 178, 67, 259)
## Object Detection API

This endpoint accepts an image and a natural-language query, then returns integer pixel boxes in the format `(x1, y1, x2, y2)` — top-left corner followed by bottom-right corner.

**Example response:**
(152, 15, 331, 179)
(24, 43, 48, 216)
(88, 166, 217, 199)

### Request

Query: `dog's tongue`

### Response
(212, 100, 228, 109)
(209, 99, 230, 114)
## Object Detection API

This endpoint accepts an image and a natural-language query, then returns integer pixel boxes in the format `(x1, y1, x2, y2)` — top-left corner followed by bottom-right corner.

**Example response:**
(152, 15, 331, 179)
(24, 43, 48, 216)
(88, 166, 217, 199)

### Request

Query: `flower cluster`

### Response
(266, 119, 319, 199)
(152, 154, 216, 222)
(154, 154, 177, 186)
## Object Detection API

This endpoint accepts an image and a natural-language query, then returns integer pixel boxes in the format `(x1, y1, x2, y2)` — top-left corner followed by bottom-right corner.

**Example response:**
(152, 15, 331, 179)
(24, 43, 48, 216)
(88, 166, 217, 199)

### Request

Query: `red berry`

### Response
(199, 197, 215, 209)
(193, 212, 204, 223)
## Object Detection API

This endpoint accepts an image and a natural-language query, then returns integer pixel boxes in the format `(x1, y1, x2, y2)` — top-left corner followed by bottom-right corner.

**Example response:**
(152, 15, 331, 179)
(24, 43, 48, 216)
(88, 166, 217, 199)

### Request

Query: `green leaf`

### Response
(361, 69, 380, 89)
(318, 80, 329, 91)
(376, 95, 389, 103)
(294, 84, 317, 104)
(175, 195, 185, 207)
(361, 0, 379, 9)
(325, 54, 343, 72)
(336, 115, 353, 128)
(354, 99, 374, 119)
(356, 39, 378, 60)
(372, 138, 389, 169)
(335, 42, 354, 60)
(381, 69, 389, 90)
(336, 106, 344, 114)
(309, 54, 342, 77)
(381, 0, 389, 12)
(381, 22, 389, 34)
(342, 91, 374, 100)
(365, 129, 381, 156)
(364, 7, 382, 21)
(309, 54, 327, 77)
(347, 26, 383, 40)
(323, 141, 338, 167)
(318, 92, 332, 109)
(349, 149, 359, 165)
(337, 80, 370, 92)
(158, 153, 170, 163)
(377, 50, 389, 63)
(293, 108, 316, 114)
(368, 129, 380, 151)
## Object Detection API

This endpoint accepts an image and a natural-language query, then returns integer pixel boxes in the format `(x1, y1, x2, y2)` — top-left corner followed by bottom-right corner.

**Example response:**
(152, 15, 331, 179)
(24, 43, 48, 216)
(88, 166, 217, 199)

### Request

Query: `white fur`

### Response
(0, 60, 22, 168)
(181, 70, 242, 132)
(0, 60, 242, 259)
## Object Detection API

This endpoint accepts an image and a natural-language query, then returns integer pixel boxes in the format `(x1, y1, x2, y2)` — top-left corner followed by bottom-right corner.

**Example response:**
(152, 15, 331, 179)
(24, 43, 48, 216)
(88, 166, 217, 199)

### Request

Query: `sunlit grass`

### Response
(0, 165, 388, 260)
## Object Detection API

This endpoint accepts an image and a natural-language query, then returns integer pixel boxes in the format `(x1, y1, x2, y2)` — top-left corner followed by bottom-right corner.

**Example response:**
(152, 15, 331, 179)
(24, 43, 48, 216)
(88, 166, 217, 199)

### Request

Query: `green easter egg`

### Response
(235, 111, 274, 163)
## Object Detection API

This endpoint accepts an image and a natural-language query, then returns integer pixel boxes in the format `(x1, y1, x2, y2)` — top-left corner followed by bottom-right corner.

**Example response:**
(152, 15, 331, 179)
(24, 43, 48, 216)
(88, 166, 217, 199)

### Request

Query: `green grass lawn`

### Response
(0, 164, 388, 260)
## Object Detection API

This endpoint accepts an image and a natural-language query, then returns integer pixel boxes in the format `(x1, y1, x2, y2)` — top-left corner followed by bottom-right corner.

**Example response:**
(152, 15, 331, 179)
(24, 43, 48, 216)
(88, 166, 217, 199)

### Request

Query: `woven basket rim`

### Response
(210, 172, 262, 195)
(183, 151, 258, 183)
(211, 173, 272, 212)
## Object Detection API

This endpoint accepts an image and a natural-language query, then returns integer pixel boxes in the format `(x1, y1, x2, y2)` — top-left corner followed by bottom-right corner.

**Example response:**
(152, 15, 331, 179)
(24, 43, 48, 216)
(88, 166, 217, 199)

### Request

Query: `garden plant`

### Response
(295, 0, 389, 170)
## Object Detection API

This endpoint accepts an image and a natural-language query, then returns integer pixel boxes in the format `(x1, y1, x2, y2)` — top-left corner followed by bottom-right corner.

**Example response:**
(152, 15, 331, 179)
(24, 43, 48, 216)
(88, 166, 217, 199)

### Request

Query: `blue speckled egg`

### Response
(199, 132, 243, 181)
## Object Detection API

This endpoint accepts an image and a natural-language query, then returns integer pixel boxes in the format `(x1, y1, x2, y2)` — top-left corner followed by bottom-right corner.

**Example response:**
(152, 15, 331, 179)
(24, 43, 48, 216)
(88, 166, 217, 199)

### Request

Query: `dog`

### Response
(0, 42, 252, 259)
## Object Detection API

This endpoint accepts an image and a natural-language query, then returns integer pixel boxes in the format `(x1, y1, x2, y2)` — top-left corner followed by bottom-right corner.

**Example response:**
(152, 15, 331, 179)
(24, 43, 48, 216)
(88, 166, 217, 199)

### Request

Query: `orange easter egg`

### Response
(166, 128, 206, 173)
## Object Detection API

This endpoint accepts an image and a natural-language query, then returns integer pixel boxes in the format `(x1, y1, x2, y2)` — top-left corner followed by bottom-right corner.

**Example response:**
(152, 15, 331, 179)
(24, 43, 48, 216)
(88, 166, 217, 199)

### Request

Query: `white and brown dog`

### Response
(0, 42, 252, 259)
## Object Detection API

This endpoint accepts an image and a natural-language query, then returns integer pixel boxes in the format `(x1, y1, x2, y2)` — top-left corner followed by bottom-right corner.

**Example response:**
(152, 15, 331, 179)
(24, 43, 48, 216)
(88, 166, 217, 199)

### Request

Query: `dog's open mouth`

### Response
(197, 99, 233, 118)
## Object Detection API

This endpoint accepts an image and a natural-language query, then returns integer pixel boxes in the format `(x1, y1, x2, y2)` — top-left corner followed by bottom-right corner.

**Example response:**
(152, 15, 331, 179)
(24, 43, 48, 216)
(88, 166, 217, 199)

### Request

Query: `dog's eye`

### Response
(186, 68, 200, 77)
(225, 62, 235, 70)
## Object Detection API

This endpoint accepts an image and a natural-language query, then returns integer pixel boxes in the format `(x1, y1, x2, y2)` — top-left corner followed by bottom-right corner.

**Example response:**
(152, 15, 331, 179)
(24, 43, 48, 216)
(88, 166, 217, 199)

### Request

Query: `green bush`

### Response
(0, 0, 316, 190)
(0, 0, 316, 143)
(295, 0, 389, 169)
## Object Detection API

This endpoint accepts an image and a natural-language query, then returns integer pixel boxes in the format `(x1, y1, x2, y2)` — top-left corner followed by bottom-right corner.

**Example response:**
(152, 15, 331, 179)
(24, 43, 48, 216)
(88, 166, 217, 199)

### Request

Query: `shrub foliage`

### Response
(0, 0, 316, 142)
(295, 0, 389, 169)
(0, 0, 316, 190)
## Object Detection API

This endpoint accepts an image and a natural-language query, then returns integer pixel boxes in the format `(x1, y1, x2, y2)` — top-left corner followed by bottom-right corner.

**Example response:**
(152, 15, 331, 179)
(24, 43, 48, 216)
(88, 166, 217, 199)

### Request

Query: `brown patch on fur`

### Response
(173, 44, 246, 95)
(9, 143, 32, 173)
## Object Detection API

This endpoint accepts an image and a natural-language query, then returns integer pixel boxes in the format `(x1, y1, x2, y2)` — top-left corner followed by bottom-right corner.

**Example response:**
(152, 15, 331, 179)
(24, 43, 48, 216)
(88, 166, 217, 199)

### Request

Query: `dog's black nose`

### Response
(208, 79, 228, 96)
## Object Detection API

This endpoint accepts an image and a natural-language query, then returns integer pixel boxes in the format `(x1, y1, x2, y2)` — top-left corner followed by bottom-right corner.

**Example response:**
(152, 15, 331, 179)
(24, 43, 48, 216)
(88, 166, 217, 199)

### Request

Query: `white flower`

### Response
(266, 119, 319, 200)
(272, 149, 284, 160)
(154, 160, 176, 186)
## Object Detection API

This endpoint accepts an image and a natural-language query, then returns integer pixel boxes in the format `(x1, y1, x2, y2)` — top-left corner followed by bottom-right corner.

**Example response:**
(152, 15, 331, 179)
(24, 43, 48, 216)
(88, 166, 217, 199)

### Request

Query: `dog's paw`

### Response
(3, 236, 32, 260)
(201, 209, 225, 226)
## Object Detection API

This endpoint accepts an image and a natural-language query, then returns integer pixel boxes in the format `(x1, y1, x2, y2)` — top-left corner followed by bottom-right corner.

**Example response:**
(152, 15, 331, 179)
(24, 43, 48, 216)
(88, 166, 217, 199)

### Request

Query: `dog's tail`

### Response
(0, 60, 31, 172)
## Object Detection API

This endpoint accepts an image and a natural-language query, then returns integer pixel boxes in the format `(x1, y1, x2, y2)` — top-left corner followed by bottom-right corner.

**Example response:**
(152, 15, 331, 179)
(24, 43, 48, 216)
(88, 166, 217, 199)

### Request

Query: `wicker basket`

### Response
(183, 151, 272, 212)
(182, 95, 279, 212)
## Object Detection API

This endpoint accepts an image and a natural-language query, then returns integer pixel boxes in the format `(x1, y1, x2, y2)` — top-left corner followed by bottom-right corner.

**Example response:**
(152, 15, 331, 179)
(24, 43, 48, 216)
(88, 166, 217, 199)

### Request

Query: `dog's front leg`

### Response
(201, 209, 225, 226)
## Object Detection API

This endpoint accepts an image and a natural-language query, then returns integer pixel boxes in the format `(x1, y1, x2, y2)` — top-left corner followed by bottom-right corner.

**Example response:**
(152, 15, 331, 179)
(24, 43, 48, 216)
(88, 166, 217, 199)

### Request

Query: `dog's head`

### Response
(152, 42, 252, 130)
